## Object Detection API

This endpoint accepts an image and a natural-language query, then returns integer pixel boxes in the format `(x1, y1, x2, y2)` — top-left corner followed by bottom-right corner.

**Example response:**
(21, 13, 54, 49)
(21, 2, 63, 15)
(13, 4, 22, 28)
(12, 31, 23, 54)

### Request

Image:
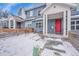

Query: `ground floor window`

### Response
(26, 21, 32, 28)
(36, 21, 43, 28)
(76, 25, 79, 30)
(2, 21, 9, 28)
(28, 24, 31, 27)
(10, 20, 14, 28)
(71, 19, 79, 30)
(71, 25, 75, 30)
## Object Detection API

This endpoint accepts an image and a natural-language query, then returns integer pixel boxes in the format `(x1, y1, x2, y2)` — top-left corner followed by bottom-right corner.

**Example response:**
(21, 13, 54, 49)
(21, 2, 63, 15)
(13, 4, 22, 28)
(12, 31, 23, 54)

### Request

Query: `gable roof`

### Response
(40, 3, 77, 14)
(25, 4, 46, 11)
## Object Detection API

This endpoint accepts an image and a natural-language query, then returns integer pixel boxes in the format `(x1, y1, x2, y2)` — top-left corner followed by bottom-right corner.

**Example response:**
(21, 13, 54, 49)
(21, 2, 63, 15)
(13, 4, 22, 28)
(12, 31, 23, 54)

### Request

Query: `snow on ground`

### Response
(0, 33, 46, 56)
(41, 38, 79, 56)
(0, 33, 79, 56)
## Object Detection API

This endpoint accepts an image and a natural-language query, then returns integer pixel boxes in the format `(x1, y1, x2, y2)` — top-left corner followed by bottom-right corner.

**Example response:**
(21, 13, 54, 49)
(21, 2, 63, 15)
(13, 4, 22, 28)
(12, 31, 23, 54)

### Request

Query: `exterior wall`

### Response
(25, 5, 46, 20)
(24, 20, 32, 28)
(25, 19, 43, 33)
(24, 4, 46, 32)
(0, 18, 9, 29)
(21, 21, 25, 28)
(32, 20, 43, 33)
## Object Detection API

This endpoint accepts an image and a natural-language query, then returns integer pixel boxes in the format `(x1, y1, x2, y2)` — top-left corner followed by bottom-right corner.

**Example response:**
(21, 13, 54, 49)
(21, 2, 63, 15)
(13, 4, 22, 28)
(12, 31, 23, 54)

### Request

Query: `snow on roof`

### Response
(24, 3, 46, 11)
(41, 3, 77, 14)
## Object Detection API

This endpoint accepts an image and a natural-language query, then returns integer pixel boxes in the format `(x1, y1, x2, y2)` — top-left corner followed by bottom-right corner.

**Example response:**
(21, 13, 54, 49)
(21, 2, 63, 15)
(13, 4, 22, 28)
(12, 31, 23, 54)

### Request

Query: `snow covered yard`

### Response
(0, 33, 45, 56)
(0, 33, 79, 56)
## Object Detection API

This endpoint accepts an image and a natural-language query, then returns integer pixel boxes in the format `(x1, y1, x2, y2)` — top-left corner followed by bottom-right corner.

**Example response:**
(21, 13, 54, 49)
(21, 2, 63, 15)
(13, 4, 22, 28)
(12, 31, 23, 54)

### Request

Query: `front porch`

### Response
(47, 12, 63, 35)
(41, 4, 74, 37)
(43, 11, 71, 37)
(0, 16, 24, 29)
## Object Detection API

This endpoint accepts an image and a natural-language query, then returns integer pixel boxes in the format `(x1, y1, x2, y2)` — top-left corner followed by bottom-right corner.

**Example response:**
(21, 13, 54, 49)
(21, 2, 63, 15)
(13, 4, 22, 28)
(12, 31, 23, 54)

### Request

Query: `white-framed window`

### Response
(26, 21, 32, 28)
(38, 10, 41, 16)
(10, 20, 14, 28)
(71, 19, 79, 30)
(30, 10, 33, 17)
(2, 21, 9, 28)
(36, 21, 43, 28)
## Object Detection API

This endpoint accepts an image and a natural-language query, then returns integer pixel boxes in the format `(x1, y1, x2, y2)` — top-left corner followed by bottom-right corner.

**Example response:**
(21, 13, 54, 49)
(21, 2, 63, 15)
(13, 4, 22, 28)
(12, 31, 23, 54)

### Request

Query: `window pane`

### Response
(38, 10, 41, 16)
(10, 20, 13, 28)
(71, 21, 75, 25)
(76, 25, 79, 30)
(30, 11, 33, 16)
(71, 26, 75, 30)
(36, 23, 38, 28)
(25, 11, 27, 15)
(76, 21, 79, 24)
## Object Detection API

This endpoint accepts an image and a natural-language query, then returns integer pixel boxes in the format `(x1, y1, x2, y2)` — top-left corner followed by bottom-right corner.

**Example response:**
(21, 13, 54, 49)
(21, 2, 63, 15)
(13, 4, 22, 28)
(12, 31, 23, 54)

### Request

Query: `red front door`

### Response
(55, 18, 61, 33)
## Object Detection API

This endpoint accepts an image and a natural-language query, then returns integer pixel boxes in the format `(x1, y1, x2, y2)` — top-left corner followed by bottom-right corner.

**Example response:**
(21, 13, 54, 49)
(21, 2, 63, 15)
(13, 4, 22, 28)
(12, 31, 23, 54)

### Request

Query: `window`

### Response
(71, 21, 75, 25)
(76, 25, 79, 30)
(2, 21, 9, 28)
(71, 19, 79, 30)
(76, 21, 79, 24)
(10, 20, 13, 28)
(25, 11, 27, 15)
(27, 21, 32, 28)
(36, 21, 43, 28)
(30, 10, 33, 16)
(71, 26, 75, 30)
(38, 10, 41, 16)
(71, 21, 75, 30)
(28, 24, 31, 27)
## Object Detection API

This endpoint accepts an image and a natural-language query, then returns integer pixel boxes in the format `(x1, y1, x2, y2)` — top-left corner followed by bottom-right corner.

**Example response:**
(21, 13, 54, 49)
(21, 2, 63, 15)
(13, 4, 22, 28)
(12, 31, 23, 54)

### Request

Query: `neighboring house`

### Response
(0, 14, 24, 29)
(18, 4, 46, 32)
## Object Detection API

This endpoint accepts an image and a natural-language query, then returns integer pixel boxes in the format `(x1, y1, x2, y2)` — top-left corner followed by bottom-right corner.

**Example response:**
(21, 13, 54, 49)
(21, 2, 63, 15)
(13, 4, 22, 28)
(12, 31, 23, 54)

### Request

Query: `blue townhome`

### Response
(0, 3, 79, 37)
(18, 3, 79, 37)
(18, 4, 46, 33)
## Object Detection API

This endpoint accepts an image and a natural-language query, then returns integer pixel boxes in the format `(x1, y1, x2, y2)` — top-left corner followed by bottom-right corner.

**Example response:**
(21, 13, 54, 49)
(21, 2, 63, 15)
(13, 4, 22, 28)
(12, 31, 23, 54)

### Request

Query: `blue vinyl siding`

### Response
(25, 4, 46, 19)
(32, 20, 43, 33)
(24, 4, 46, 32)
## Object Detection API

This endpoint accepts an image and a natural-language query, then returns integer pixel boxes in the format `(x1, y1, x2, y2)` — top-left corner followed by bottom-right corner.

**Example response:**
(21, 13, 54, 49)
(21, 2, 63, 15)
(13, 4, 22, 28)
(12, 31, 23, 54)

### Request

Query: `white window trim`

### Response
(71, 19, 79, 30)
(30, 10, 33, 17)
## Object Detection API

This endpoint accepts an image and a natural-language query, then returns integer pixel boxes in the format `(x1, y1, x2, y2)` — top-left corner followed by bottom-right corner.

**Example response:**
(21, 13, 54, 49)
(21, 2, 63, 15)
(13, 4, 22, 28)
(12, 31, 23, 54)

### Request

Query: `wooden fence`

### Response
(68, 31, 79, 51)
(0, 28, 35, 33)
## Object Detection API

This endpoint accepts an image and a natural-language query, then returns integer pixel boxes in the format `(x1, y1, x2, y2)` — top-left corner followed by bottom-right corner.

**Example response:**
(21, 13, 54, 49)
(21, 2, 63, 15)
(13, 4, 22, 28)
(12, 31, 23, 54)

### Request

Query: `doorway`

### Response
(55, 18, 61, 33)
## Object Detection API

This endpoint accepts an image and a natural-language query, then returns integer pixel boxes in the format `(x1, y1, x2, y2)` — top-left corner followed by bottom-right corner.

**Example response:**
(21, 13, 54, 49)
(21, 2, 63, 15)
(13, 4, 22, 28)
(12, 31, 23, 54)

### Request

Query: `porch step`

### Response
(47, 34, 67, 39)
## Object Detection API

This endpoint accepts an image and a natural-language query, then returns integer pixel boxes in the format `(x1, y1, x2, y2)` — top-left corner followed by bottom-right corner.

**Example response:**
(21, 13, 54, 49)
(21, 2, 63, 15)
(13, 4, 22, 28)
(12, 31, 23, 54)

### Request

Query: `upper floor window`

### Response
(25, 11, 27, 15)
(38, 10, 41, 16)
(30, 10, 33, 17)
